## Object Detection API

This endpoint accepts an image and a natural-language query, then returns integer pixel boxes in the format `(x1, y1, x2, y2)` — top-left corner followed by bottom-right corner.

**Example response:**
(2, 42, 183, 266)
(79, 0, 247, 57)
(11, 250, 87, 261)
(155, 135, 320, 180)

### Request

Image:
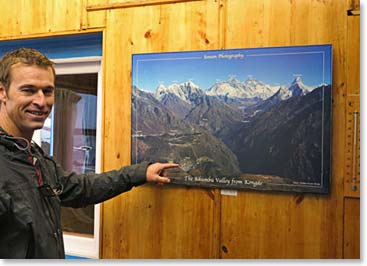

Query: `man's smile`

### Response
(25, 110, 49, 118)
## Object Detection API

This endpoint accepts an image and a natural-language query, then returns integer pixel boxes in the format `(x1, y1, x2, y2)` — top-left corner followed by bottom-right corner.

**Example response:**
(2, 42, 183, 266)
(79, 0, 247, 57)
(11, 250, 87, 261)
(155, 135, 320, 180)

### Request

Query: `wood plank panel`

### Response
(45, 0, 83, 32)
(85, 0, 107, 29)
(220, 0, 346, 258)
(343, 198, 360, 258)
(0, 0, 83, 38)
(343, 10, 360, 259)
(18, 0, 47, 35)
(101, 0, 221, 258)
(0, 0, 22, 37)
(103, 185, 220, 258)
(347, 0, 360, 11)
(346, 15, 360, 95)
(221, 191, 342, 258)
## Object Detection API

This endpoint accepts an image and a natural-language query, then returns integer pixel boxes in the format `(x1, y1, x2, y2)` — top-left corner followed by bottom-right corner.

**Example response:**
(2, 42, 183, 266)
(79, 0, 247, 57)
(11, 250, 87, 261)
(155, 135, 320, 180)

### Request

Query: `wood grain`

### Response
(220, 0, 347, 258)
(343, 198, 360, 258)
(101, 0, 221, 258)
(346, 15, 360, 96)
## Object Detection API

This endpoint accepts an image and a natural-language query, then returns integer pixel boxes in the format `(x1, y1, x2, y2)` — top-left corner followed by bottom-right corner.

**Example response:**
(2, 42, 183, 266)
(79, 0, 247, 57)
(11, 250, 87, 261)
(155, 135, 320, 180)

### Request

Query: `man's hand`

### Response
(146, 162, 179, 185)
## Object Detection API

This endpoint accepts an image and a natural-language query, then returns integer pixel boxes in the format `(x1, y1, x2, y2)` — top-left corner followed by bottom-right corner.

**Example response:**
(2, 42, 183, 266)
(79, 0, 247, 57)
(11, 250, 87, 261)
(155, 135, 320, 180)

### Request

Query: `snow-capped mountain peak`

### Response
(206, 77, 278, 100)
(270, 77, 315, 101)
(272, 85, 293, 100)
(155, 76, 316, 105)
(155, 81, 203, 104)
(206, 80, 247, 98)
(288, 76, 314, 96)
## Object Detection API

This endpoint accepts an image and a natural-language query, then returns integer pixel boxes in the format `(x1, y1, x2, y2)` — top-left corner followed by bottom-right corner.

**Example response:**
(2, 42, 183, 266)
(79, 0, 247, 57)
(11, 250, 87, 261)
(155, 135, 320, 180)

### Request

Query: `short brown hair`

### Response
(0, 48, 55, 90)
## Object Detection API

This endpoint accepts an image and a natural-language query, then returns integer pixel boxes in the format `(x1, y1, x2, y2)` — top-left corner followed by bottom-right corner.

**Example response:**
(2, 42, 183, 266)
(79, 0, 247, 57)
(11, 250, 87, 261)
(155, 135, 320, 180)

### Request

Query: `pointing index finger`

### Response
(161, 163, 179, 169)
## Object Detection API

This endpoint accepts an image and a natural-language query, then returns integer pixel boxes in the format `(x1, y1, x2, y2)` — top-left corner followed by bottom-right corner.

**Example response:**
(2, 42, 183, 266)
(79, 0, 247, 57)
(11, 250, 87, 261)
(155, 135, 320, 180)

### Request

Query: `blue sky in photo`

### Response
(132, 45, 332, 92)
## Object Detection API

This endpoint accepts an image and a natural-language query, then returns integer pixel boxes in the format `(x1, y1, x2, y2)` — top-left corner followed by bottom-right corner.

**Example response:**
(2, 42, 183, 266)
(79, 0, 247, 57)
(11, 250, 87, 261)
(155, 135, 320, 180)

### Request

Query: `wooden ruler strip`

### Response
(344, 96, 360, 198)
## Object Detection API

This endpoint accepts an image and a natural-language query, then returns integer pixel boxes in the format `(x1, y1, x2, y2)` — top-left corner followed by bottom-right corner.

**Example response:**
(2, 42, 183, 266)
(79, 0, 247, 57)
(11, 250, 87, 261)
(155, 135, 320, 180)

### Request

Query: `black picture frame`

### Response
(132, 45, 332, 194)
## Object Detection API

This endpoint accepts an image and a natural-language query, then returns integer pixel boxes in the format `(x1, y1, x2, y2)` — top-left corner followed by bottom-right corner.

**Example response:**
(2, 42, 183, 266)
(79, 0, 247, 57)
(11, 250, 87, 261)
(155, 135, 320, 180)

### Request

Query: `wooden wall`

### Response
(0, 0, 360, 259)
(343, 0, 360, 259)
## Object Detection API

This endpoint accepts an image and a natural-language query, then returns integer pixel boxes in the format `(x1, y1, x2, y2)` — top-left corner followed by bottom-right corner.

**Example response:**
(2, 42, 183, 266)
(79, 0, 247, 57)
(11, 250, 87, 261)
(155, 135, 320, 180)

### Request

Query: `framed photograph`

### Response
(132, 45, 332, 193)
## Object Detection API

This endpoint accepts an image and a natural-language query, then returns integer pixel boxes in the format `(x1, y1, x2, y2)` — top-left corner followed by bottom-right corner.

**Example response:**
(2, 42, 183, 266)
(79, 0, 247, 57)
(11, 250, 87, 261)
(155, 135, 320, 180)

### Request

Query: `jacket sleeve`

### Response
(57, 161, 149, 208)
(0, 192, 10, 219)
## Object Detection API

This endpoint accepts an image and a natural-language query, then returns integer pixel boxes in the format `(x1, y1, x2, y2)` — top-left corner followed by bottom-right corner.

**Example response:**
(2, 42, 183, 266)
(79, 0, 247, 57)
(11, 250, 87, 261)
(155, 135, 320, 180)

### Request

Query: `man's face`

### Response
(0, 63, 55, 137)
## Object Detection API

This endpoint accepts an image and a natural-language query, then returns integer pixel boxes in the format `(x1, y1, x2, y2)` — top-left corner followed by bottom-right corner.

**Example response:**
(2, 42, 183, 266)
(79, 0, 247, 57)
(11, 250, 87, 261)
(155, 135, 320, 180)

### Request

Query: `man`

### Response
(0, 48, 178, 259)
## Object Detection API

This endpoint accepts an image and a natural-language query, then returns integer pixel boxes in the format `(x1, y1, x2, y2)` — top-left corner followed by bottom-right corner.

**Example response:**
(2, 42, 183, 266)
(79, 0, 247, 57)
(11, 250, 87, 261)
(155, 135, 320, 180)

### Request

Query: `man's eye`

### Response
(21, 87, 34, 93)
(43, 88, 54, 96)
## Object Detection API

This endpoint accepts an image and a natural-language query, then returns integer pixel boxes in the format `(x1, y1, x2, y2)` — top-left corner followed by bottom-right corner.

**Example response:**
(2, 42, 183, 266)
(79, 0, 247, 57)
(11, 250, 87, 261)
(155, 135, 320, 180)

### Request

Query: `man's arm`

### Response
(57, 161, 178, 208)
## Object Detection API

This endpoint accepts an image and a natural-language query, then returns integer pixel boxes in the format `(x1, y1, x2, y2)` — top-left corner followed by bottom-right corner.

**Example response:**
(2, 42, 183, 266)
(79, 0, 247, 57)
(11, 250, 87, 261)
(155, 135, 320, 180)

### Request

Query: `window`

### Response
(33, 57, 102, 258)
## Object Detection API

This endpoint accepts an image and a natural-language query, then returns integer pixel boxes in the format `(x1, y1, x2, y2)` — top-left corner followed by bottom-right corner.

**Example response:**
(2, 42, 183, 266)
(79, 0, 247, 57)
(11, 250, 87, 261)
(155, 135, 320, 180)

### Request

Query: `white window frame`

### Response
(33, 56, 102, 259)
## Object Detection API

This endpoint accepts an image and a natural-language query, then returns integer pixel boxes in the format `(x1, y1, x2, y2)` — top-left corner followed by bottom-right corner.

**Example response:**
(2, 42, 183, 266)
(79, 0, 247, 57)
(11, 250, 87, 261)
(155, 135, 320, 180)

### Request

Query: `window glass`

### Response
(41, 73, 98, 236)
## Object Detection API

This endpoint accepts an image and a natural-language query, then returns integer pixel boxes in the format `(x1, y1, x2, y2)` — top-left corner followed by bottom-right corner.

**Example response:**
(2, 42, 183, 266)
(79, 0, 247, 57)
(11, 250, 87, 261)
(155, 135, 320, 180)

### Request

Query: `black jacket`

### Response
(0, 131, 148, 259)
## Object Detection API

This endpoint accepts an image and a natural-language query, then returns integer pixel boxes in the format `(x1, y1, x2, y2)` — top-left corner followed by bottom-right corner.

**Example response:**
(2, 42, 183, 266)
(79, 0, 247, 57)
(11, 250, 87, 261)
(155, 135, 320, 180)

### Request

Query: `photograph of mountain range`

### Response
(132, 45, 332, 193)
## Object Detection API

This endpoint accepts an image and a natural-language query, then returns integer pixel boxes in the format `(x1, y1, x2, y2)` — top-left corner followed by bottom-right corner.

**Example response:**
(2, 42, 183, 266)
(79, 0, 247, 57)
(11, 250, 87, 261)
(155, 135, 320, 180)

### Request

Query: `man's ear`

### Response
(0, 82, 7, 103)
